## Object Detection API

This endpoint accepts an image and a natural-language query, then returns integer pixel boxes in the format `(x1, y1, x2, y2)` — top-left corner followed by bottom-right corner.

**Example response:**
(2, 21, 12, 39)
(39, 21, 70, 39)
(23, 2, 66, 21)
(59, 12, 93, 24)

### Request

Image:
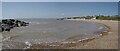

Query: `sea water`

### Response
(2, 19, 109, 49)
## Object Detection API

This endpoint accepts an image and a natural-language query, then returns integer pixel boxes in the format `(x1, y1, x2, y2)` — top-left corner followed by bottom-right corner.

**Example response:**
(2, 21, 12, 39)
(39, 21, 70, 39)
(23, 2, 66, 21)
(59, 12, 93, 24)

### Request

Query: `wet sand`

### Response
(0, 19, 118, 49)
(0, 33, 2, 50)
(30, 19, 118, 49)
(65, 19, 118, 49)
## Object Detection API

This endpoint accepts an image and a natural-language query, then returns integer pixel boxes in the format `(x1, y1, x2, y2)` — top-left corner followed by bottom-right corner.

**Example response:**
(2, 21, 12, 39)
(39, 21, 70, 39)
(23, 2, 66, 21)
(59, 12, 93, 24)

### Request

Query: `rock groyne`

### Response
(0, 19, 29, 32)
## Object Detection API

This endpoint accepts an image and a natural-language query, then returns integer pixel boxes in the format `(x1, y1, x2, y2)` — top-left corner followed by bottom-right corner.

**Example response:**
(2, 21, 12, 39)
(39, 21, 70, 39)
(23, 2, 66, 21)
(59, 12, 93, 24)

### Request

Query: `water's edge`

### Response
(28, 21, 110, 49)
(1, 19, 110, 49)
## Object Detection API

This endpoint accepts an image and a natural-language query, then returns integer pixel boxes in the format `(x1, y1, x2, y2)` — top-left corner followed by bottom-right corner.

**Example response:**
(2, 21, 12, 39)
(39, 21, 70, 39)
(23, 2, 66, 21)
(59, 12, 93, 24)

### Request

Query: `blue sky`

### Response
(2, 2, 118, 18)
(0, 2, 2, 19)
(1, 0, 120, 2)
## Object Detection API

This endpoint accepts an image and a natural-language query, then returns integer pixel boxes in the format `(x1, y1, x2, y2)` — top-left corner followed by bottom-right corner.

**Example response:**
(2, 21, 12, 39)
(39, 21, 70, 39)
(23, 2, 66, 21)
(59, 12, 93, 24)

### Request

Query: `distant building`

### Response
(91, 17, 96, 20)
(80, 17, 85, 20)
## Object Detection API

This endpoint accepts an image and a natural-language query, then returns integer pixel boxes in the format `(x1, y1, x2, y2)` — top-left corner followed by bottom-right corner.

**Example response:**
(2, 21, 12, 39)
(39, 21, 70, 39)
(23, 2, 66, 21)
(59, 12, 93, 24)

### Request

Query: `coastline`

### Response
(0, 19, 118, 49)
(0, 33, 2, 50)
(65, 19, 118, 49)
(28, 19, 118, 49)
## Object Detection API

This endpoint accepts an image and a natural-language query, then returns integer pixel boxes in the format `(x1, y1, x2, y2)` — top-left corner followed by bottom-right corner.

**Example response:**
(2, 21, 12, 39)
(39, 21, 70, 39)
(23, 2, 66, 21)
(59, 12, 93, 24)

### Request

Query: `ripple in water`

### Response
(2, 19, 109, 49)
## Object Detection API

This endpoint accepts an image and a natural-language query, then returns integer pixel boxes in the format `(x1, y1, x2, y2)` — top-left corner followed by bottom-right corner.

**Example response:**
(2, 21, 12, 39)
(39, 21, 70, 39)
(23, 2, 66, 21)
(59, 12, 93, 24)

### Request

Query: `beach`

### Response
(0, 19, 118, 49)
(0, 33, 2, 50)
(1, 2, 118, 50)
(65, 19, 118, 49)
(27, 19, 118, 49)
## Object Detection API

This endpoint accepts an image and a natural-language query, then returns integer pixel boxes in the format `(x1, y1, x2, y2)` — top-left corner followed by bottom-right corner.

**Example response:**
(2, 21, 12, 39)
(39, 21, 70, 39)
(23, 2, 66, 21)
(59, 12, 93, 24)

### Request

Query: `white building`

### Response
(91, 17, 96, 20)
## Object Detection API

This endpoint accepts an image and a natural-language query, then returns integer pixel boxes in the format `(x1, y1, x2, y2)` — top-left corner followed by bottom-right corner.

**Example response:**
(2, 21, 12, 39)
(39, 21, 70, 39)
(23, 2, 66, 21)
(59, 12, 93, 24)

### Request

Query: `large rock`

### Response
(0, 19, 29, 32)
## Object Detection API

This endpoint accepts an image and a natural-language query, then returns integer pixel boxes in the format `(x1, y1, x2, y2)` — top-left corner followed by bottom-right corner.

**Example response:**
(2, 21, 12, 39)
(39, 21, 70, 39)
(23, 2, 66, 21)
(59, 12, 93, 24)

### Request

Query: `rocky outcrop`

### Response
(0, 19, 29, 32)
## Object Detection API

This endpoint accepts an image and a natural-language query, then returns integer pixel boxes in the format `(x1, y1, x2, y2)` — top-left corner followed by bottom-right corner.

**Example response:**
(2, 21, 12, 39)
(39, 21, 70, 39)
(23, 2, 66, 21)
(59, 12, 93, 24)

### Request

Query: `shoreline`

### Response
(65, 19, 118, 49)
(1, 19, 118, 49)
(27, 19, 117, 49)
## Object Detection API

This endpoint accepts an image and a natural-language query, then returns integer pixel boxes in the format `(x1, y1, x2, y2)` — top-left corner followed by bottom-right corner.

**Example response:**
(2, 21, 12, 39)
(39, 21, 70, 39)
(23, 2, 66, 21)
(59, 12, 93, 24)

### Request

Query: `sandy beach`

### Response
(65, 19, 118, 49)
(0, 19, 118, 49)
(27, 19, 118, 49)
(0, 33, 2, 50)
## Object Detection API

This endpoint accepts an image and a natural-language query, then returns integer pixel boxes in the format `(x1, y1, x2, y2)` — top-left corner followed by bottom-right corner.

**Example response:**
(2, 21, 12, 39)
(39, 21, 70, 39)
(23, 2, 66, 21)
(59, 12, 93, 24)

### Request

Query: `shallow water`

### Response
(2, 19, 108, 49)
(0, 33, 2, 50)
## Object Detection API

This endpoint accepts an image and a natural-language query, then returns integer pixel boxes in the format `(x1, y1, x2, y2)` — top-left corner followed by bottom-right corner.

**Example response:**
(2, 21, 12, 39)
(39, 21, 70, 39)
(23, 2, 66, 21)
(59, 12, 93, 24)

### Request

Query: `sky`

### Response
(1, 0, 120, 2)
(0, 2, 2, 19)
(1, 2, 118, 19)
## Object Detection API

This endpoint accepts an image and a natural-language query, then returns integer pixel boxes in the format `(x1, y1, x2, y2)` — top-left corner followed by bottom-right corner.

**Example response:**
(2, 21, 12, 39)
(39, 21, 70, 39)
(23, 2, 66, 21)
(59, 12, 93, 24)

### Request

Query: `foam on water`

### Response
(2, 19, 109, 49)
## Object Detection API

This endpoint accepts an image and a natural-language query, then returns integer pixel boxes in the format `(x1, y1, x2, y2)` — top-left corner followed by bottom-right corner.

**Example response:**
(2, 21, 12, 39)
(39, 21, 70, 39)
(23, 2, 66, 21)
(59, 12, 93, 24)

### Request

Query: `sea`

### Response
(1, 18, 109, 49)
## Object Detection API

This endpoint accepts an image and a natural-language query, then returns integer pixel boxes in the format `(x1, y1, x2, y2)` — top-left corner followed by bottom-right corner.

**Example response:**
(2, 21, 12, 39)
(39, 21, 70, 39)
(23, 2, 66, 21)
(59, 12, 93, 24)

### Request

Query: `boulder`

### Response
(0, 19, 29, 32)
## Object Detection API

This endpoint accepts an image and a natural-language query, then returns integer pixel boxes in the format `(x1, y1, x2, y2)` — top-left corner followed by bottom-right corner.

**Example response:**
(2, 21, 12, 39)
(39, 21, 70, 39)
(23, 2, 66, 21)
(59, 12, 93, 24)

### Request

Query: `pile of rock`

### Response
(0, 19, 29, 32)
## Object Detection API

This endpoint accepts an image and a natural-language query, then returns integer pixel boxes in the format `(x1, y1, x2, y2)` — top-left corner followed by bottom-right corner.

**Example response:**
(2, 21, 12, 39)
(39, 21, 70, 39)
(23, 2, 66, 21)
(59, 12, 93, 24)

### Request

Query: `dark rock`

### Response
(1, 24, 11, 32)
(0, 19, 29, 32)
